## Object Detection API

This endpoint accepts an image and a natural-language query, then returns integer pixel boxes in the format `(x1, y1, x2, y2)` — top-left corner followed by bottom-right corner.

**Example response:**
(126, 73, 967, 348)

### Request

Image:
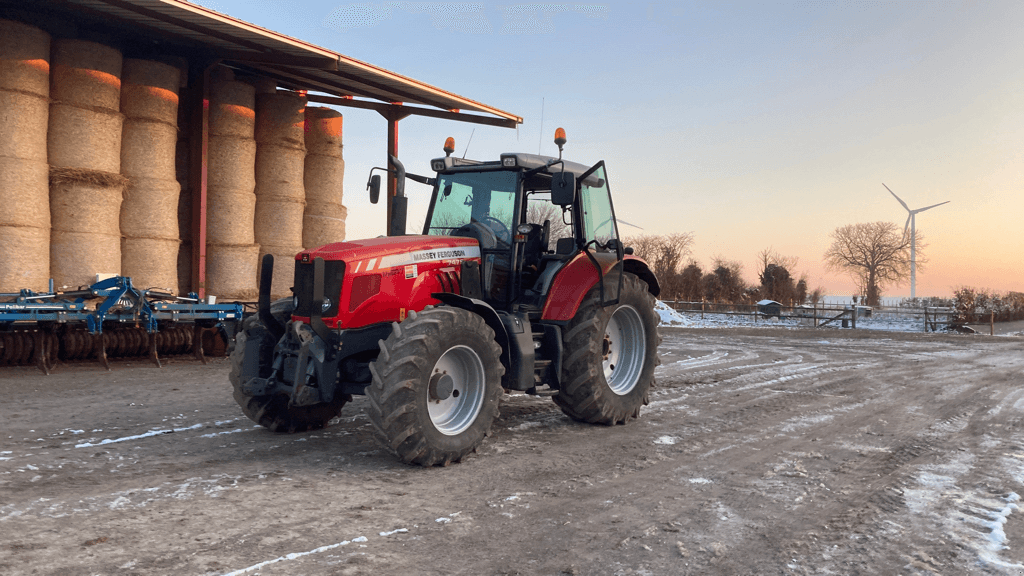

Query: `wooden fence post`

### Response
(991, 311, 995, 336)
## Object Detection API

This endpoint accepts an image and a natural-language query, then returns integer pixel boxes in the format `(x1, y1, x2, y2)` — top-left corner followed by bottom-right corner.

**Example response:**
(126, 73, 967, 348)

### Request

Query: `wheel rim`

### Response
(427, 345, 487, 435)
(603, 305, 646, 395)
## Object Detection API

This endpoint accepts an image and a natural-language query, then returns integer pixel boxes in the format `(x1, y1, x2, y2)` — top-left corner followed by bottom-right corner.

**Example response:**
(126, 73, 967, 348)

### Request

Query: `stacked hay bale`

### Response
(0, 19, 51, 293)
(303, 107, 347, 249)
(254, 88, 307, 298)
(206, 67, 259, 299)
(119, 58, 182, 292)
(47, 39, 124, 289)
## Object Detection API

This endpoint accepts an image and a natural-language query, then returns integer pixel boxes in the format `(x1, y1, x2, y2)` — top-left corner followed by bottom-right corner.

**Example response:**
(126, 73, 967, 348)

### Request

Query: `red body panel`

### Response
(292, 235, 481, 329)
(541, 253, 651, 322)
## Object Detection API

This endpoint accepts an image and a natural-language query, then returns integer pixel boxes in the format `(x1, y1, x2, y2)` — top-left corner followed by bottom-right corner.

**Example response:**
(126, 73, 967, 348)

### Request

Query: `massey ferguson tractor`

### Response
(230, 129, 661, 466)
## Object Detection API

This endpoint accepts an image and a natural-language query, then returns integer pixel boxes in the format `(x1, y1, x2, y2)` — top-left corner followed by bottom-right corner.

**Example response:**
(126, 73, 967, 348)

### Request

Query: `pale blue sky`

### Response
(195, 0, 1023, 297)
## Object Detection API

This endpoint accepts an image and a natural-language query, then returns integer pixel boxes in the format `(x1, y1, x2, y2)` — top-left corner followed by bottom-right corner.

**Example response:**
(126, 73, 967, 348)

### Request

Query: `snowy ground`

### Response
(656, 300, 1024, 337)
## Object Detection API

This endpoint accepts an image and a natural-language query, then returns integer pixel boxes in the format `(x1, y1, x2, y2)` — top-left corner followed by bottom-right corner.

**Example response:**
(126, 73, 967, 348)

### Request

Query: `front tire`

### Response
(554, 272, 661, 424)
(229, 300, 348, 433)
(366, 306, 504, 466)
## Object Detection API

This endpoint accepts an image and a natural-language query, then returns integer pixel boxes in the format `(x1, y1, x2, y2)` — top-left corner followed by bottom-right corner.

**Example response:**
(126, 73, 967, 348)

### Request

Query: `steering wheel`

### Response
(451, 221, 498, 249)
(478, 216, 510, 246)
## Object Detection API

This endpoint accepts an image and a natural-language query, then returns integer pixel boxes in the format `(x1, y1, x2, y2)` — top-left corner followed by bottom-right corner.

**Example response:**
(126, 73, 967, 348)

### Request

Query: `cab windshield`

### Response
(424, 170, 517, 248)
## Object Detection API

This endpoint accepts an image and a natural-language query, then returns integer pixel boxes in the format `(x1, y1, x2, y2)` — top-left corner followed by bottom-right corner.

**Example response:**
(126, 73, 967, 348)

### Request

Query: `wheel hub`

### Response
(603, 305, 646, 396)
(427, 345, 486, 436)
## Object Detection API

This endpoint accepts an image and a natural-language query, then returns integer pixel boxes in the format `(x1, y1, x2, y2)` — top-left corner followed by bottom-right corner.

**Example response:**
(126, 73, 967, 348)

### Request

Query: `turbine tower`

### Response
(883, 183, 949, 299)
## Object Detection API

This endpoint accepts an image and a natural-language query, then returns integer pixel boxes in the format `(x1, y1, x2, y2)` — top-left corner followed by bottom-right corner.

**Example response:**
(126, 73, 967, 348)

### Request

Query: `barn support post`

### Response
(187, 61, 216, 299)
(379, 106, 411, 233)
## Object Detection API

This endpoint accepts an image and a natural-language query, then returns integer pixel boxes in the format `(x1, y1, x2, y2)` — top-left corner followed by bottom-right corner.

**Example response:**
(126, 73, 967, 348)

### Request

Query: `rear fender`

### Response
(541, 253, 658, 321)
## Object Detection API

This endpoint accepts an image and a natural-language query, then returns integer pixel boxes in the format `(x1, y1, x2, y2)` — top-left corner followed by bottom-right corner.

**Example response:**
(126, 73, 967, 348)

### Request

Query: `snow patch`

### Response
(654, 436, 678, 445)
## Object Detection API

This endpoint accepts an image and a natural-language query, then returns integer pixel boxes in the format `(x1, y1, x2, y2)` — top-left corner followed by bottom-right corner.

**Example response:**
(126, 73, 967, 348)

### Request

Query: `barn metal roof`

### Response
(25, 0, 521, 127)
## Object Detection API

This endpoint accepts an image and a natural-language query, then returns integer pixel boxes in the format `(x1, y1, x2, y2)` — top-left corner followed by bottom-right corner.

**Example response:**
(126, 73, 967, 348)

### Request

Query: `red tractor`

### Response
(230, 130, 661, 466)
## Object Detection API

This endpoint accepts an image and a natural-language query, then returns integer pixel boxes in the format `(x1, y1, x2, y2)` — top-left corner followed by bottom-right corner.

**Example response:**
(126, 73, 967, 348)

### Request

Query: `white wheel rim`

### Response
(427, 345, 487, 435)
(604, 305, 646, 395)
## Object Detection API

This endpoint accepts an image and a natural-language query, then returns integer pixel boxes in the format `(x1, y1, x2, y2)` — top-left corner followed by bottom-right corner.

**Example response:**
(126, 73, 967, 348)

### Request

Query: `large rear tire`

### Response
(553, 272, 661, 424)
(229, 299, 348, 432)
(366, 306, 504, 466)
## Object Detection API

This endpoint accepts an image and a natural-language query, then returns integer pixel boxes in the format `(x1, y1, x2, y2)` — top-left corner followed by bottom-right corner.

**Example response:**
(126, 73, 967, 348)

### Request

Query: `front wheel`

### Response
(366, 306, 504, 466)
(554, 272, 661, 424)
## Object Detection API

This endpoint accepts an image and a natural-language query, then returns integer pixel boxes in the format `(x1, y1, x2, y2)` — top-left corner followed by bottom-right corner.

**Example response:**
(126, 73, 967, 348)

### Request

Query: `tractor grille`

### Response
(293, 260, 345, 318)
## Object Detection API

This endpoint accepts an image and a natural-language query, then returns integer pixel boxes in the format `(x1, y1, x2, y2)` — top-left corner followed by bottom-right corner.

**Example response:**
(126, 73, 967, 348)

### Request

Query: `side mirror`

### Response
(368, 174, 381, 204)
(551, 172, 576, 205)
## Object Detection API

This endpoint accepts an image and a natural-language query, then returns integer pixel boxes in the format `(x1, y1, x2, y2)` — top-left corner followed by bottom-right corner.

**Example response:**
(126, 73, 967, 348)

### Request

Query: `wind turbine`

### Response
(883, 183, 949, 299)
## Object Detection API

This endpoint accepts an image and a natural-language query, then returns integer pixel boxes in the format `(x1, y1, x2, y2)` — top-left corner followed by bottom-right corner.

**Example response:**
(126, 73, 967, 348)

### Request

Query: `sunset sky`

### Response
(197, 0, 1023, 299)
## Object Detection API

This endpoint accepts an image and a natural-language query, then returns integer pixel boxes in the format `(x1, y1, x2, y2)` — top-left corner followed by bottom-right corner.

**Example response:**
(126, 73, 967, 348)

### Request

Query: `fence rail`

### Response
(663, 301, 972, 332)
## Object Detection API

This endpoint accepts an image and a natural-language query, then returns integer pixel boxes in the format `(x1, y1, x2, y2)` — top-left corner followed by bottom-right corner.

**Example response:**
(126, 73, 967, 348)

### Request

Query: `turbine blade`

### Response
(914, 200, 950, 213)
(616, 217, 643, 230)
(883, 183, 910, 211)
(904, 214, 911, 236)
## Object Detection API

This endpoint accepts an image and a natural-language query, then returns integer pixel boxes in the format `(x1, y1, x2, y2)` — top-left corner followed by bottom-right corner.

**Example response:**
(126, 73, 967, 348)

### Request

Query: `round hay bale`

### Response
(0, 19, 50, 96)
(120, 177, 180, 239)
(303, 153, 345, 204)
(253, 76, 277, 95)
(210, 79, 255, 138)
(121, 236, 180, 293)
(121, 118, 177, 180)
(50, 176, 124, 236)
(206, 187, 256, 245)
(255, 143, 305, 201)
(257, 244, 303, 299)
(302, 202, 347, 248)
(177, 240, 192, 294)
(50, 39, 122, 112)
(121, 58, 180, 123)
(304, 107, 343, 157)
(48, 103, 123, 172)
(0, 156, 49, 228)
(208, 135, 256, 191)
(50, 230, 121, 289)
(0, 224, 49, 292)
(255, 91, 306, 149)
(206, 243, 259, 300)
(0, 89, 49, 161)
(254, 197, 304, 246)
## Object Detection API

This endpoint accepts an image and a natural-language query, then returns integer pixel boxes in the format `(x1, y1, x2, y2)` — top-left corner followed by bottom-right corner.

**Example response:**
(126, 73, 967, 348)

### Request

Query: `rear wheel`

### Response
(554, 272, 661, 424)
(366, 306, 504, 466)
(229, 299, 348, 432)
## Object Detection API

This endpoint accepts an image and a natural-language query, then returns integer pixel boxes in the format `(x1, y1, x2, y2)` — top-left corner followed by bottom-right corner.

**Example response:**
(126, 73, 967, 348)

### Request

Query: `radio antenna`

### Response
(462, 128, 475, 159)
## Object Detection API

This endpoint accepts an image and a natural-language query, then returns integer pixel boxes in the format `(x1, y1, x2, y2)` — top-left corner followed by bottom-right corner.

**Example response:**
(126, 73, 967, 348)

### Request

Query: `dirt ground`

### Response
(1, 327, 1023, 575)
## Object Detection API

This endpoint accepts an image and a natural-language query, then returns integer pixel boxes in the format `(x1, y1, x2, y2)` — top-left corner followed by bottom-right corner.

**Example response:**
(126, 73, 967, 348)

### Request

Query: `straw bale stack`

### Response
(121, 58, 180, 124)
(207, 244, 260, 300)
(302, 107, 346, 247)
(254, 90, 306, 255)
(48, 169, 126, 288)
(206, 71, 258, 299)
(122, 237, 180, 291)
(302, 203, 347, 249)
(0, 19, 51, 96)
(118, 58, 183, 292)
(257, 244, 303, 299)
(0, 226, 50, 292)
(0, 19, 49, 292)
(50, 39, 122, 111)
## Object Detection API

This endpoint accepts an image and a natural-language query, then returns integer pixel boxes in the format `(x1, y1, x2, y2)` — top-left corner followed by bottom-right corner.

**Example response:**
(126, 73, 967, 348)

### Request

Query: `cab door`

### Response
(577, 161, 623, 305)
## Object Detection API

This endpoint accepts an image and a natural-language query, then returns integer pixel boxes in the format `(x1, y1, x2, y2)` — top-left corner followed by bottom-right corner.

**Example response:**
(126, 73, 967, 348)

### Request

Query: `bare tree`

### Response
(622, 233, 696, 300)
(823, 221, 923, 306)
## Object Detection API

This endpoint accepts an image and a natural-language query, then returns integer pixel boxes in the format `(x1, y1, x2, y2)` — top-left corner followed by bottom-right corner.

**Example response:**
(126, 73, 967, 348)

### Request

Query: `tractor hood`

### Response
(298, 235, 481, 271)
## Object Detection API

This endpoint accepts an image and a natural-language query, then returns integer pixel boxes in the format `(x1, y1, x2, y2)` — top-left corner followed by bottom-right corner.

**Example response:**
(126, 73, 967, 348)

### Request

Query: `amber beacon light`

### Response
(443, 137, 455, 157)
